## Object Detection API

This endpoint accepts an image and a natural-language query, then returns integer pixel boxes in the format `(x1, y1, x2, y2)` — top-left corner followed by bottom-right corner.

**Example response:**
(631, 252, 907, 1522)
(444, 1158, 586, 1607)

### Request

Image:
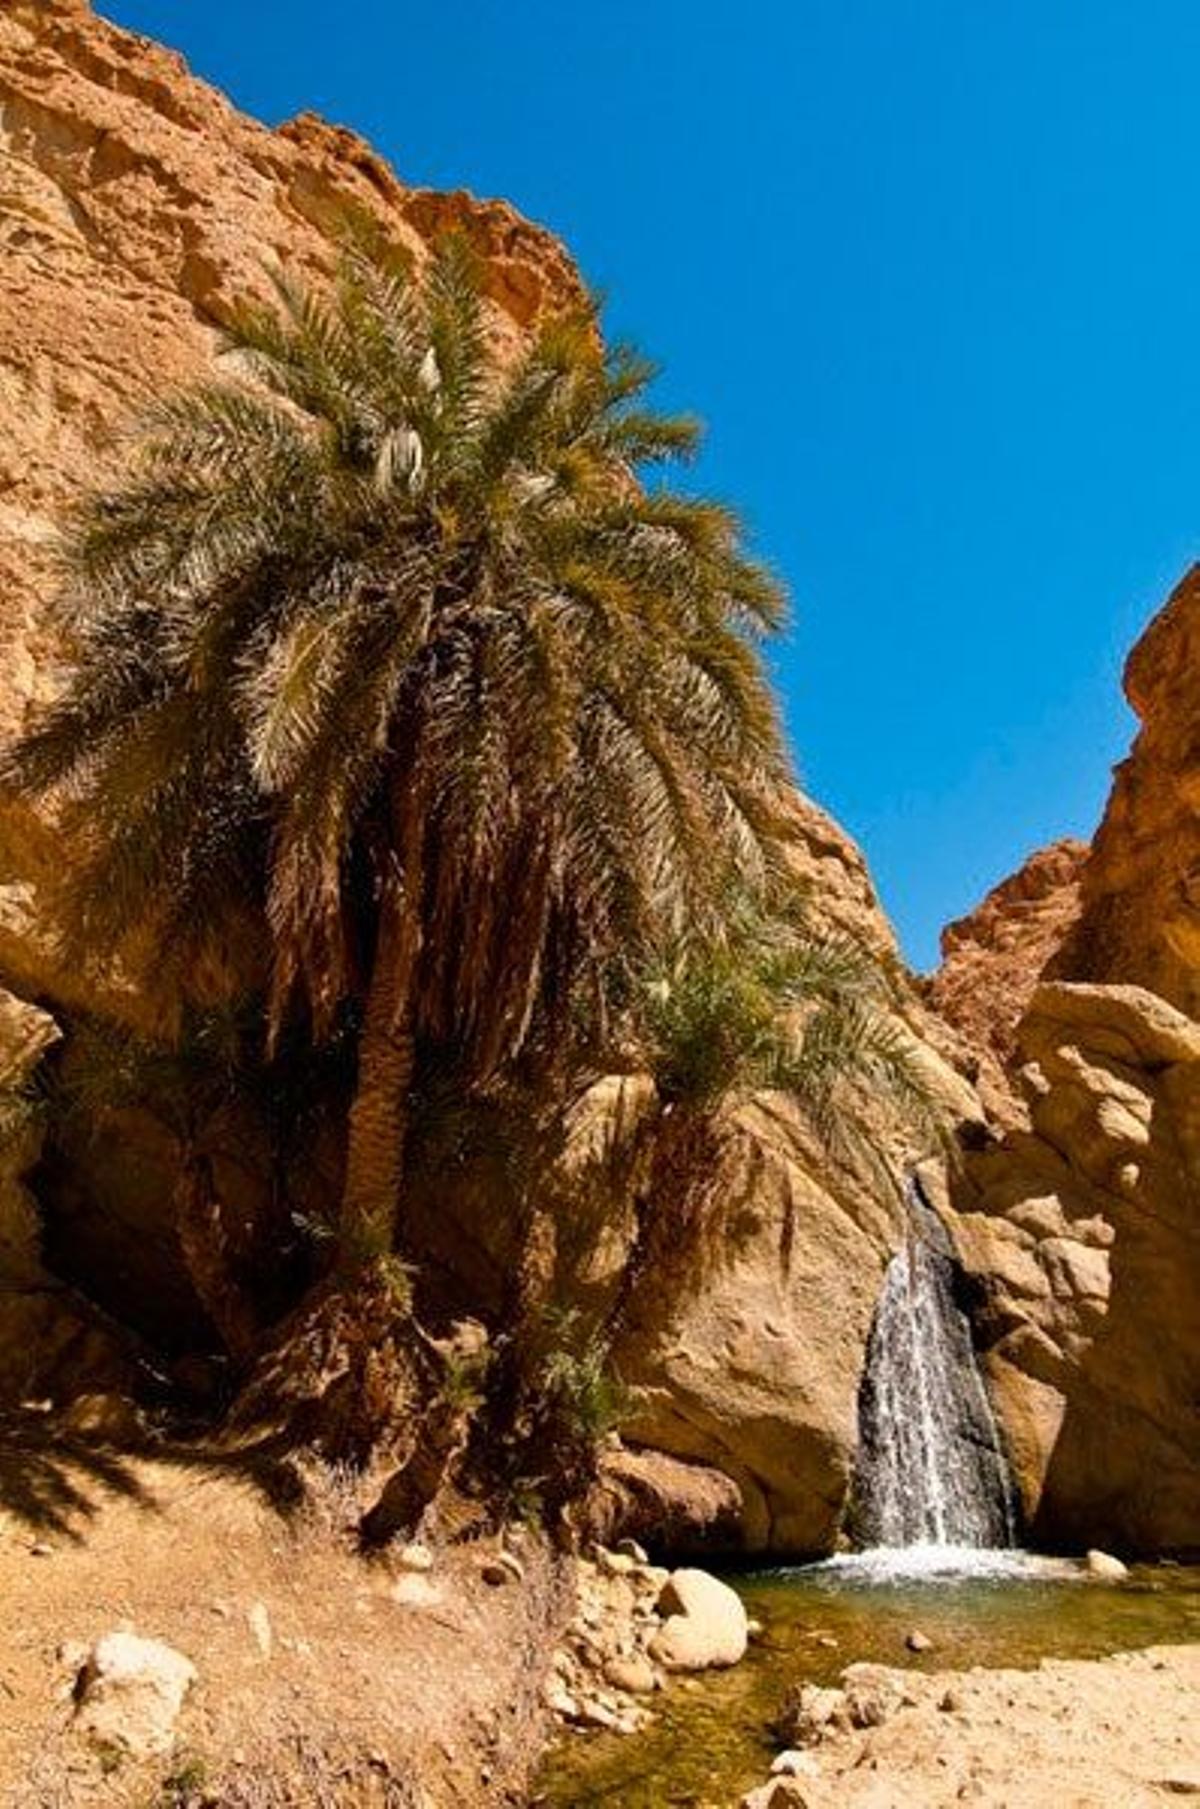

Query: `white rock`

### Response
(771, 1750, 820, 1778)
(390, 1573, 442, 1608)
(575, 1696, 622, 1730)
(74, 1632, 197, 1758)
(543, 1682, 578, 1718)
(604, 1655, 657, 1694)
(784, 1683, 850, 1745)
(247, 1601, 272, 1659)
(1085, 1548, 1129, 1580)
(649, 1568, 748, 1670)
(395, 1540, 434, 1574)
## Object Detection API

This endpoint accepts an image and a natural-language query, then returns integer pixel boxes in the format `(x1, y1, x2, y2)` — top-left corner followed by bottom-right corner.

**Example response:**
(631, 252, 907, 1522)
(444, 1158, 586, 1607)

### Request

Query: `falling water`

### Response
(853, 1178, 1016, 1552)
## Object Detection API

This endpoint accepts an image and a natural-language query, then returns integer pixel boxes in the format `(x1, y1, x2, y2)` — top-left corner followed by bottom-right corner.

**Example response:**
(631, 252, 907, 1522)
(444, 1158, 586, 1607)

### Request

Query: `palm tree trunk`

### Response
(338, 853, 423, 1268)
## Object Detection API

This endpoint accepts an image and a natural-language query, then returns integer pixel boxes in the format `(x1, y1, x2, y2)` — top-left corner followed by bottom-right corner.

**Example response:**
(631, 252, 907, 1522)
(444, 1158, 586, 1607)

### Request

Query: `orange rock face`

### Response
(0, 0, 585, 1016)
(1057, 563, 1200, 1017)
(0, 0, 583, 739)
(929, 838, 1089, 1067)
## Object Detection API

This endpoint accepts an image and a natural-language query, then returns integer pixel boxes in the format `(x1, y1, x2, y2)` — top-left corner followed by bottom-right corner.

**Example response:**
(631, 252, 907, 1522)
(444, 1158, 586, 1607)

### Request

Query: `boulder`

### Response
(930, 837, 1089, 1070)
(647, 1568, 748, 1670)
(604, 1656, 657, 1695)
(74, 1632, 196, 1757)
(742, 1782, 813, 1809)
(771, 1749, 820, 1777)
(1085, 1549, 1129, 1581)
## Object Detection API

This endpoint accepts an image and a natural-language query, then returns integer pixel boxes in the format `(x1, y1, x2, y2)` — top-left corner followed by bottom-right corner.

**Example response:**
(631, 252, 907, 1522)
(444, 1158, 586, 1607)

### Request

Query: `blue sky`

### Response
(103, 2, 1200, 967)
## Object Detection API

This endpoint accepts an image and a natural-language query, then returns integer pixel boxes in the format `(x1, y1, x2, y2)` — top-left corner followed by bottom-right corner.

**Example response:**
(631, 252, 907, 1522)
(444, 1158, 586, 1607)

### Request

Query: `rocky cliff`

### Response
(929, 567, 1200, 1556)
(1056, 564, 1200, 1015)
(0, 0, 583, 1023)
(941, 982, 1200, 1554)
(0, 0, 992, 1560)
(3, 0, 1195, 1566)
(929, 838, 1088, 1069)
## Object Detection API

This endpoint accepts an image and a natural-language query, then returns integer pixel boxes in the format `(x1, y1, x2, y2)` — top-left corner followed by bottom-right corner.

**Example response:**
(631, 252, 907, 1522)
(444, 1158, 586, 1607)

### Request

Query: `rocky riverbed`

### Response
(537, 1558, 1200, 1807)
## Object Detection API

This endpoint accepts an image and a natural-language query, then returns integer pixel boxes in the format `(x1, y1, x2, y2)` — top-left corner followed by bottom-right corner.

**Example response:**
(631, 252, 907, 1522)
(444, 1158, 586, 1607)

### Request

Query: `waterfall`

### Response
(853, 1178, 1016, 1550)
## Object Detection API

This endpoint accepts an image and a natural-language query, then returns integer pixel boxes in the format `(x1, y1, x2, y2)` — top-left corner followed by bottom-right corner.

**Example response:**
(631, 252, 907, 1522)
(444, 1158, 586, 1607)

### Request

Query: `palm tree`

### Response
(3, 232, 793, 1296)
(604, 895, 950, 1343)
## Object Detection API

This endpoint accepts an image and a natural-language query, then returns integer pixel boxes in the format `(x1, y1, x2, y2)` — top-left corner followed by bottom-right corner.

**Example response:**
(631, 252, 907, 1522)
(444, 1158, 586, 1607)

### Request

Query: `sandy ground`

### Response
(0, 1412, 567, 1807)
(768, 1645, 1200, 1808)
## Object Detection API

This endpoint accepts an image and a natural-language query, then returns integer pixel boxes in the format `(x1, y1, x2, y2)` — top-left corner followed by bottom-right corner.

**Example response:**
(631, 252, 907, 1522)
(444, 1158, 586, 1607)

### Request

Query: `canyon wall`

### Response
(2, 0, 1195, 1560)
(930, 569, 1200, 1556)
(0, 0, 990, 1556)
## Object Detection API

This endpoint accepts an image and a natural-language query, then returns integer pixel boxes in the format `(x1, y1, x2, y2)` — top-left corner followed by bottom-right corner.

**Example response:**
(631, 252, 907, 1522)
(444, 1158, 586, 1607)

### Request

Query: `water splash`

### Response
(853, 1178, 1016, 1553)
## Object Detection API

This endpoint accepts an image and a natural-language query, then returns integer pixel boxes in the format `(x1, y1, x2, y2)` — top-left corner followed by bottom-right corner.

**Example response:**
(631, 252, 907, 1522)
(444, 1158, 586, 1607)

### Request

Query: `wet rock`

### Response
(779, 1683, 851, 1745)
(74, 1631, 197, 1758)
(1085, 1549, 1129, 1580)
(604, 1655, 656, 1695)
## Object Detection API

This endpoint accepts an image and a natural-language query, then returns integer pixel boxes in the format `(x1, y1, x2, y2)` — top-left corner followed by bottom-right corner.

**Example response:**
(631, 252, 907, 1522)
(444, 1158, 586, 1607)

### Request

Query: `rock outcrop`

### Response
(0, 982, 132, 1404)
(944, 981, 1200, 1554)
(0, 0, 588, 1388)
(0, 0, 582, 1023)
(21, 0, 1178, 1572)
(929, 838, 1088, 1067)
(1057, 563, 1200, 1017)
(0, 0, 1000, 1558)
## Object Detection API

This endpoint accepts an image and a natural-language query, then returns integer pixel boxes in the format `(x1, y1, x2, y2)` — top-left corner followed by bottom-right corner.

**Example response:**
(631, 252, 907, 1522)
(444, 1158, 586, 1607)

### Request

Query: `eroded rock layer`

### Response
(1058, 563, 1200, 1016)
(0, 0, 583, 1022)
(6, 0, 1194, 1565)
(943, 981, 1200, 1555)
(930, 838, 1088, 1067)
(0, 0, 994, 1555)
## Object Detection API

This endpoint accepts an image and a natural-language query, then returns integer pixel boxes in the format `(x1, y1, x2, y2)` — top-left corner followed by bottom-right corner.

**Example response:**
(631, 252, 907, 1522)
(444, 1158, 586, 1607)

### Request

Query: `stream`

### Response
(534, 1554, 1200, 1807)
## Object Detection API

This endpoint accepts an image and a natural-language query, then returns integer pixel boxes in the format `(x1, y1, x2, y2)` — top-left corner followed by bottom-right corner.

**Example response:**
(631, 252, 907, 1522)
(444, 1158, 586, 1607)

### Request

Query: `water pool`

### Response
(533, 1555, 1200, 1808)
